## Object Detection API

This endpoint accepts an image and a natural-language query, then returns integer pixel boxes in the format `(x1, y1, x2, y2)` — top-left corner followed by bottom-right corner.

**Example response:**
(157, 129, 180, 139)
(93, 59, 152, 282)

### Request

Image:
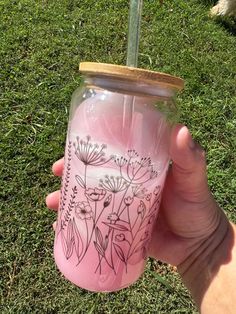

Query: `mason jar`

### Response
(54, 62, 184, 292)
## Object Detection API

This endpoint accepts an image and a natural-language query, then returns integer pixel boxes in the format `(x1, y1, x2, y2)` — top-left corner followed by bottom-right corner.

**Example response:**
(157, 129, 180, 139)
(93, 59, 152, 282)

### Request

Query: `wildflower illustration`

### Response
(99, 175, 128, 194)
(75, 201, 93, 220)
(74, 135, 108, 166)
(85, 188, 106, 202)
(57, 135, 164, 275)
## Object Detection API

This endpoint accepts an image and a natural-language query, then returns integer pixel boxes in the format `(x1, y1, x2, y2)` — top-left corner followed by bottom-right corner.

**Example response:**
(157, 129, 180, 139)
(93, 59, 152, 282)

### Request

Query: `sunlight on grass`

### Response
(1, 0, 235, 312)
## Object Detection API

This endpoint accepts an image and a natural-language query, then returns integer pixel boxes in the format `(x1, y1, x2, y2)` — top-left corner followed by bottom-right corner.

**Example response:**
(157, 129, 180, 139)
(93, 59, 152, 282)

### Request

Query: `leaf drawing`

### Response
(61, 230, 68, 258)
(131, 242, 145, 256)
(73, 218, 83, 260)
(58, 137, 164, 273)
(139, 213, 156, 232)
(67, 219, 74, 242)
(95, 227, 105, 250)
(65, 219, 74, 259)
(104, 235, 109, 250)
(61, 229, 74, 260)
(103, 222, 129, 232)
(94, 241, 105, 257)
(75, 175, 86, 188)
(113, 243, 126, 263)
(66, 240, 74, 259)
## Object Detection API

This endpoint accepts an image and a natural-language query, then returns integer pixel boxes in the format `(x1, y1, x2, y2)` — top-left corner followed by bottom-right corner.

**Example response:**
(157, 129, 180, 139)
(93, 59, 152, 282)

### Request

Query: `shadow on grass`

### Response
(215, 17, 236, 35)
(199, 0, 236, 35)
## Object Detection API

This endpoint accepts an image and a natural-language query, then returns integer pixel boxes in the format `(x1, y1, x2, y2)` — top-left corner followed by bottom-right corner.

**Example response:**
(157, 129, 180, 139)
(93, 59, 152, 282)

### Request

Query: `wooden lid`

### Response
(79, 62, 184, 91)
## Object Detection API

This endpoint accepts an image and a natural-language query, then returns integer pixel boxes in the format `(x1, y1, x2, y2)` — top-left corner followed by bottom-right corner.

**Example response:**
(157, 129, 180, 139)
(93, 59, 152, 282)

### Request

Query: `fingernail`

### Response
(188, 132, 196, 150)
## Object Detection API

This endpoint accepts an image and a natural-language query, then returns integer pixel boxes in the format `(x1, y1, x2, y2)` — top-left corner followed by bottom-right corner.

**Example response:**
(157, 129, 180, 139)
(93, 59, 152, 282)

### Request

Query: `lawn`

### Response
(1, 0, 235, 313)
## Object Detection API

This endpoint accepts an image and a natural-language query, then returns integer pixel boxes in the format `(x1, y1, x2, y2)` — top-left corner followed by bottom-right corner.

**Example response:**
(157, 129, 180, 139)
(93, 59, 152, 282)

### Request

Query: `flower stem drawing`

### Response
(57, 135, 163, 275)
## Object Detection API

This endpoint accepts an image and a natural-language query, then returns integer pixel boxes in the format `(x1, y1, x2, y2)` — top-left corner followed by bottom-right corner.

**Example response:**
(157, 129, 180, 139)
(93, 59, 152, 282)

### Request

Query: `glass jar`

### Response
(54, 63, 184, 292)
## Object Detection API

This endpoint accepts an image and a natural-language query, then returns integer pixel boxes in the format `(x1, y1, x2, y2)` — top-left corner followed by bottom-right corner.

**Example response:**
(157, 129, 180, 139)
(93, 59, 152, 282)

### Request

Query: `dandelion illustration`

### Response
(129, 160, 141, 170)
(127, 149, 139, 158)
(150, 169, 159, 179)
(85, 188, 106, 202)
(125, 154, 158, 184)
(74, 135, 109, 166)
(139, 157, 152, 167)
(75, 202, 93, 220)
(132, 185, 147, 199)
(99, 175, 128, 193)
(114, 156, 128, 167)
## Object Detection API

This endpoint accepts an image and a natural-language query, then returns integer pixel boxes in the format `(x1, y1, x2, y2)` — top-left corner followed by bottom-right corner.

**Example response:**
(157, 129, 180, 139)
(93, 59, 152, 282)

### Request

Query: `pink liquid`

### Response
(54, 90, 169, 292)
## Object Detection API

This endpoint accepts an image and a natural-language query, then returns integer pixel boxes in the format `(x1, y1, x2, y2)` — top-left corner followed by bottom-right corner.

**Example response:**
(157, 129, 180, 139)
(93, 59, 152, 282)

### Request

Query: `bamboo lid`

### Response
(79, 62, 184, 91)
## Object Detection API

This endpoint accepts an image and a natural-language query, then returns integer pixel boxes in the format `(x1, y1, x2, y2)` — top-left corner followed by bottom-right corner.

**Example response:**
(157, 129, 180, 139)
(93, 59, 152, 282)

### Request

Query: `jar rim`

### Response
(79, 62, 184, 91)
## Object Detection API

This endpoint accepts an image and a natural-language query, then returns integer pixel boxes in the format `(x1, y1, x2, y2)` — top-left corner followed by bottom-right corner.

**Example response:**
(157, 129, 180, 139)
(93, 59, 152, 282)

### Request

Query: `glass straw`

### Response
(123, 0, 143, 145)
(126, 0, 143, 67)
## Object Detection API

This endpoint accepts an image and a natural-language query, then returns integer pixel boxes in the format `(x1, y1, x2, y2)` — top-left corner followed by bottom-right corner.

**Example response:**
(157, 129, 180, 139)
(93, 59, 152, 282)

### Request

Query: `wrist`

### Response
(177, 208, 233, 311)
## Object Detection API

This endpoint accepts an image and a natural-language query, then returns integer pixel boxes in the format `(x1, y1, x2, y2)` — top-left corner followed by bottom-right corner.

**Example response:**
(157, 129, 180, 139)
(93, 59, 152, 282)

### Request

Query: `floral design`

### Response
(124, 196, 134, 206)
(127, 149, 139, 158)
(99, 175, 128, 193)
(59, 186, 78, 232)
(85, 188, 106, 202)
(140, 231, 149, 241)
(115, 233, 126, 242)
(103, 194, 112, 208)
(74, 135, 109, 166)
(114, 156, 128, 167)
(154, 185, 161, 196)
(132, 185, 147, 199)
(75, 202, 93, 220)
(139, 157, 152, 167)
(57, 135, 165, 276)
(107, 213, 119, 223)
(137, 201, 146, 218)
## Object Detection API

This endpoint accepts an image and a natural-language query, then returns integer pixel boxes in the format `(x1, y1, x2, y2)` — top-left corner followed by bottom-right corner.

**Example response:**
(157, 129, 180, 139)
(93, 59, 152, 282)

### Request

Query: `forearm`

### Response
(178, 214, 236, 313)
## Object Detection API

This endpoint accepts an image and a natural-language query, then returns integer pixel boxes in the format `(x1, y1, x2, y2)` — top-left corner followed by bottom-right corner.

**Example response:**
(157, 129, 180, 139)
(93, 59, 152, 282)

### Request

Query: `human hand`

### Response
(46, 125, 234, 313)
(46, 124, 229, 268)
(45, 158, 64, 231)
(148, 125, 233, 314)
(149, 124, 229, 267)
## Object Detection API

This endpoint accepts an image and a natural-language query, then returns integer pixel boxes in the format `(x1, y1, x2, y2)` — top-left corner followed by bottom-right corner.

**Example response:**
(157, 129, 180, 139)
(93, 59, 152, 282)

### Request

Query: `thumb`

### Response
(169, 125, 209, 201)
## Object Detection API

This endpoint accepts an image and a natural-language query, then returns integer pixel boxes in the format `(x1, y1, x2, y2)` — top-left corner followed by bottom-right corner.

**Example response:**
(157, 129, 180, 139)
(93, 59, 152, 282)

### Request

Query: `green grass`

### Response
(1, 0, 235, 313)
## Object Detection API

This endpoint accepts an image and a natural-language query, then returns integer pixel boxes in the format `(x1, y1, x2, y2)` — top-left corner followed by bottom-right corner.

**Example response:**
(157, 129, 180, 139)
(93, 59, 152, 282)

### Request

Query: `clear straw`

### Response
(126, 0, 143, 67)
(122, 1, 143, 145)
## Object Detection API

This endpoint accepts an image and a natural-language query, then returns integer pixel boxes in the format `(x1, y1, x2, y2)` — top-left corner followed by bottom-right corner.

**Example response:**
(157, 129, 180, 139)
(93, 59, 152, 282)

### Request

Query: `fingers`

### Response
(169, 124, 209, 200)
(52, 158, 64, 177)
(47, 159, 64, 231)
(170, 124, 206, 175)
(170, 124, 206, 171)
(45, 190, 60, 211)
(46, 158, 63, 209)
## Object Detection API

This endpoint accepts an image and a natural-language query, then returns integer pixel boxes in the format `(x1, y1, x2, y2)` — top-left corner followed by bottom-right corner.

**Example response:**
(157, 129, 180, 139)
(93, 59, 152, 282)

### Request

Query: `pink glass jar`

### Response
(54, 63, 184, 292)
